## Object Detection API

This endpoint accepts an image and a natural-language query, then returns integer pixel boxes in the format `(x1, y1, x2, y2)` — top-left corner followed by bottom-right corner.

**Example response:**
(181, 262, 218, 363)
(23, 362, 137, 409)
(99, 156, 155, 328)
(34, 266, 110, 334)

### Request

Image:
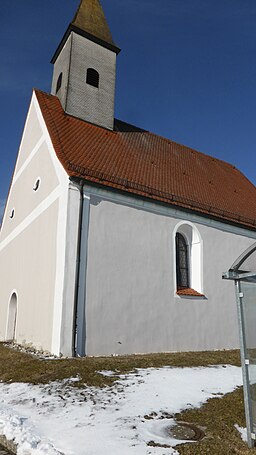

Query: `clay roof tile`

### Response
(35, 89, 256, 230)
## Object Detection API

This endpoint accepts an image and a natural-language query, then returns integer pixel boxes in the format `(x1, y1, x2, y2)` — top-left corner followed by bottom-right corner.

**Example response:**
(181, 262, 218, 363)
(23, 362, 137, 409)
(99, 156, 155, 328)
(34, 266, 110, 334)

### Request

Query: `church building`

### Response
(1, 0, 256, 357)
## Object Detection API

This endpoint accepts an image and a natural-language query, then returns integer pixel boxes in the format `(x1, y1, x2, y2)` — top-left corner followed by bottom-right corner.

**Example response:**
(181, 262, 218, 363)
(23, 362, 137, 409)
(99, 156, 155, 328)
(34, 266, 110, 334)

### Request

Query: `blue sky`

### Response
(1, 0, 256, 218)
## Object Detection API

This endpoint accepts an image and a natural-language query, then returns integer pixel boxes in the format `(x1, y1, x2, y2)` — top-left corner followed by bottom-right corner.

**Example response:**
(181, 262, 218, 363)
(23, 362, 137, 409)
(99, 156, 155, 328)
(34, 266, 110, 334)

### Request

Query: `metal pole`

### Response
(235, 279, 255, 448)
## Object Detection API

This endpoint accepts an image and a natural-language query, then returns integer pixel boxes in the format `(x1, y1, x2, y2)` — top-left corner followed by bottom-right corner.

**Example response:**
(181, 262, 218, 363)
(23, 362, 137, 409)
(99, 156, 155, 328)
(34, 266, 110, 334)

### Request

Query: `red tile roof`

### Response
(35, 89, 256, 230)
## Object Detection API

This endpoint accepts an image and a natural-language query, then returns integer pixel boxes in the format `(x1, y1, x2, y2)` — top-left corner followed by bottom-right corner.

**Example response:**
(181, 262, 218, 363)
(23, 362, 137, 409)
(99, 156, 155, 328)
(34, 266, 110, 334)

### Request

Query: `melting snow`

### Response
(235, 424, 247, 443)
(0, 365, 242, 455)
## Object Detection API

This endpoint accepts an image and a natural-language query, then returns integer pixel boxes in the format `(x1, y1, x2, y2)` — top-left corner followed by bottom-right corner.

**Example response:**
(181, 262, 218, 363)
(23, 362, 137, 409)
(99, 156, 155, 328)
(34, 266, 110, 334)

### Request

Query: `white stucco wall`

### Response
(0, 92, 69, 354)
(0, 202, 59, 351)
(84, 188, 256, 356)
(60, 181, 81, 356)
(14, 102, 43, 173)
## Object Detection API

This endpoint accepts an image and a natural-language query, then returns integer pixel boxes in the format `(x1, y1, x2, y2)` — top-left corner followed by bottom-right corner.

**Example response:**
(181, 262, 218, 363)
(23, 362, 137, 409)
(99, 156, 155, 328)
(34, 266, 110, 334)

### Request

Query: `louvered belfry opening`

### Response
(86, 68, 99, 88)
(176, 232, 190, 289)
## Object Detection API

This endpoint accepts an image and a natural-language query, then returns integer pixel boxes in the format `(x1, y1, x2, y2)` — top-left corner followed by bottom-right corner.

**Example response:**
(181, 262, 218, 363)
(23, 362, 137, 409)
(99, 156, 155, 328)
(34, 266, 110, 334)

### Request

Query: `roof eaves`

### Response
(67, 161, 256, 231)
(51, 24, 120, 64)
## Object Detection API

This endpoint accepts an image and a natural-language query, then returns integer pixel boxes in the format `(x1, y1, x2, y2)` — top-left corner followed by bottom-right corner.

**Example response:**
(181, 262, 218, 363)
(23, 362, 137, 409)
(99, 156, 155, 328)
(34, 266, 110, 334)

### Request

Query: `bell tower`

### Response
(51, 0, 120, 130)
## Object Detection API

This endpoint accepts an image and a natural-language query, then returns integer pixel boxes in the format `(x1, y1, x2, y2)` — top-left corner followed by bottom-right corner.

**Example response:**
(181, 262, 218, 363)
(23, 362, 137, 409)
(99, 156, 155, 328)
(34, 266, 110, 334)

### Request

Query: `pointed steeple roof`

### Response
(51, 0, 120, 63)
(72, 0, 115, 48)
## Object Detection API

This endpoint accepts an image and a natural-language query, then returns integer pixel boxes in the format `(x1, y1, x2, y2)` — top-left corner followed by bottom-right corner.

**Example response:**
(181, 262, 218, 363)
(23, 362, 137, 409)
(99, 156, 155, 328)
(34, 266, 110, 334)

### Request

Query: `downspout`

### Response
(71, 178, 90, 357)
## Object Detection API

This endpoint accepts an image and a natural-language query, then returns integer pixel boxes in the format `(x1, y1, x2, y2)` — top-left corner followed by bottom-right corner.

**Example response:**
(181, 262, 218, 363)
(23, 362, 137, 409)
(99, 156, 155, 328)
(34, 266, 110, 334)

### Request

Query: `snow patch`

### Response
(0, 410, 62, 455)
(235, 424, 247, 443)
(0, 365, 242, 455)
(138, 418, 185, 446)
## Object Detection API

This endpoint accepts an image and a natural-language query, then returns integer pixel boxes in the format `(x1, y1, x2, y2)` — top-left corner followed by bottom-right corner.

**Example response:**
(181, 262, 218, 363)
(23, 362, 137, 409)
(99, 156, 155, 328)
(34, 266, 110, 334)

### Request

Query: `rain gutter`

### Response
(71, 178, 90, 357)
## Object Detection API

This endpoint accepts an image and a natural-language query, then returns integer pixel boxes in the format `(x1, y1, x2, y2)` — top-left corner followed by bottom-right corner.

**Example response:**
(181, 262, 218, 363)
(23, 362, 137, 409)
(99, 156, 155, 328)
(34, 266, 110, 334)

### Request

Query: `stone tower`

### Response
(51, 0, 120, 130)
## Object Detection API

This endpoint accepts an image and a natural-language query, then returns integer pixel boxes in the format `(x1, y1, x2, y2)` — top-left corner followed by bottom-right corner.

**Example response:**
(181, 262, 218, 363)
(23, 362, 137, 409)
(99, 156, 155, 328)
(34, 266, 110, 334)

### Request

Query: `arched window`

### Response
(86, 68, 99, 88)
(176, 233, 189, 289)
(6, 292, 17, 341)
(174, 222, 203, 296)
(56, 72, 62, 93)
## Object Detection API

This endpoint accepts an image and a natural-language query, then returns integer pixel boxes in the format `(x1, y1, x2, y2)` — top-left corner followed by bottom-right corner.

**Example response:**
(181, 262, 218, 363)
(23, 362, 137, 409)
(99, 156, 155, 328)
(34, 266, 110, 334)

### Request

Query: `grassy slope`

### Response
(1, 344, 255, 454)
(0, 343, 241, 386)
(176, 387, 252, 455)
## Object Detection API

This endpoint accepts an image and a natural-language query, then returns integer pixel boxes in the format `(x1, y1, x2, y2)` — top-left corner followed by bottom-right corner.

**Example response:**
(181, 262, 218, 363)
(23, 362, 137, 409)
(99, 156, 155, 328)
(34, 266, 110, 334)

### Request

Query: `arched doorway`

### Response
(6, 293, 17, 341)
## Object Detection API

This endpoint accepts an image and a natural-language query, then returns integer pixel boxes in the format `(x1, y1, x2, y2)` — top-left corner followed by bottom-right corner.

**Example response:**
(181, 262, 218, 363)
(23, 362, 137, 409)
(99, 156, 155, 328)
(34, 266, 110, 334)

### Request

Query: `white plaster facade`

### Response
(1, 0, 256, 358)
(81, 187, 256, 356)
(1, 92, 256, 357)
(0, 93, 69, 354)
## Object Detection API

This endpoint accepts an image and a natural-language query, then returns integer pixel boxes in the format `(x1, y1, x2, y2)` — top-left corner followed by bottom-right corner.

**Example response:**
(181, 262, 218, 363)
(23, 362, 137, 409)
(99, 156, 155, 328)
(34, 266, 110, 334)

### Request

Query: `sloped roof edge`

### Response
(72, 0, 117, 47)
(34, 89, 256, 231)
(51, 0, 120, 63)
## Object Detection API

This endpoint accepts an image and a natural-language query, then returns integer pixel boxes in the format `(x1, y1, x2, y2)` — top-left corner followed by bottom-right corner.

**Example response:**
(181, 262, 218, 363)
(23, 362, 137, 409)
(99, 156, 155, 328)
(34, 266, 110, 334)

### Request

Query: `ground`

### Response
(0, 345, 253, 455)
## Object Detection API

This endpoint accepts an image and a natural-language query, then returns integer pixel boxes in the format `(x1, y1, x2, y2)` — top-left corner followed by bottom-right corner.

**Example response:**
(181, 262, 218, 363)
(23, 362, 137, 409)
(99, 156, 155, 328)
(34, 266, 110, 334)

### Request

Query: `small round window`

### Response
(33, 178, 41, 192)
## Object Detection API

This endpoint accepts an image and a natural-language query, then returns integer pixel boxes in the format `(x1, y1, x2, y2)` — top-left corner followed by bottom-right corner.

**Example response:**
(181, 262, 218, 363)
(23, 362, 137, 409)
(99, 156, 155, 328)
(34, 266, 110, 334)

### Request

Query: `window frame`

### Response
(176, 232, 190, 289)
(174, 222, 204, 297)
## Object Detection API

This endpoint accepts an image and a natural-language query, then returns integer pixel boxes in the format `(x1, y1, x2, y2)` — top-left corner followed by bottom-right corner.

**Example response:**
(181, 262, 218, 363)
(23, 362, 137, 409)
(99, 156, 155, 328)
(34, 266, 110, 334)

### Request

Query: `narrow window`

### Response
(176, 233, 189, 289)
(6, 292, 17, 341)
(56, 73, 62, 93)
(10, 209, 15, 219)
(86, 68, 99, 88)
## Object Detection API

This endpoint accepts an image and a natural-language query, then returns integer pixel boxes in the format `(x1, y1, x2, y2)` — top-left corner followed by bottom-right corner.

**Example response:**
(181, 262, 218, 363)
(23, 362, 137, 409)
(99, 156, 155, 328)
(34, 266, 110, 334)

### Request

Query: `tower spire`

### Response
(72, 0, 116, 48)
(51, 0, 120, 130)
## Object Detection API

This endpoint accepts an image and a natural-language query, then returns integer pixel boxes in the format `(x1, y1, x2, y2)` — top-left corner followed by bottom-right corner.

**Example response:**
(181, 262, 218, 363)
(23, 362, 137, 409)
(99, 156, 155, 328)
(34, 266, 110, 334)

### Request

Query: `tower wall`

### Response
(51, 35, 72, 110)
(52, 32, 116, 130)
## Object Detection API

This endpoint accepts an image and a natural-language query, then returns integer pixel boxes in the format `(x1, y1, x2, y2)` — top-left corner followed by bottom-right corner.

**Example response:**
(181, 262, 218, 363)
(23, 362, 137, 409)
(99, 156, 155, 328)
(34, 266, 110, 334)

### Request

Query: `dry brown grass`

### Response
(175, 387, 256, 454)
(0, 343, 241, 386)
